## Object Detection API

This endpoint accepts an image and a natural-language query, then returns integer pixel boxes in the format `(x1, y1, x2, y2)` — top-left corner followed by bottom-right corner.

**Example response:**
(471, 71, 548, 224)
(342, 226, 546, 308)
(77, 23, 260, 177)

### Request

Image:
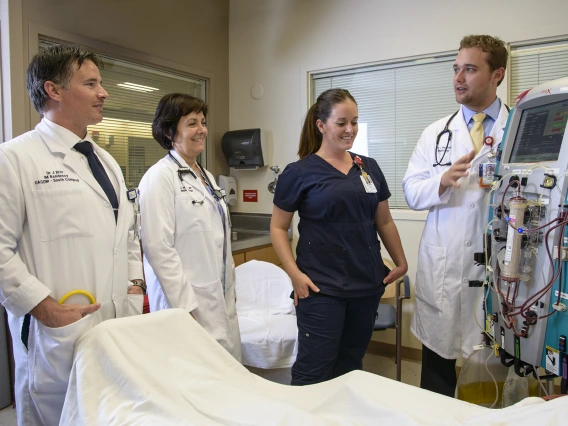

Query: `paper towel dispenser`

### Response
(221, 128, 266, 170)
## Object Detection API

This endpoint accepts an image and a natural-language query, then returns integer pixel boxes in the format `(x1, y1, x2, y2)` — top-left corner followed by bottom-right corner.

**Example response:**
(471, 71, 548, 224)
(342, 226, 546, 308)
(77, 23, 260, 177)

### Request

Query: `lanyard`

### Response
(192, 161, 232, 293)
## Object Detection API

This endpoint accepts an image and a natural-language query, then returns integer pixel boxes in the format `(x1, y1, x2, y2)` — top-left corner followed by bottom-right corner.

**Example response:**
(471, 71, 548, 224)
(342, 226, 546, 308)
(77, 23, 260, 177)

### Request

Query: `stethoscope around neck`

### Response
(433, 105, 510, 167)
(168, 151, 228, 211)
(433, 111, 459, 167)
(168, 151, 209, 205)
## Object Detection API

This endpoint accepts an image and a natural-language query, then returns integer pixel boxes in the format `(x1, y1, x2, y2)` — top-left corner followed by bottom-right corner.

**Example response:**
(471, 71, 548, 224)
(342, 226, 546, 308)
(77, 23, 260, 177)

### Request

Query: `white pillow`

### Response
(235, 260, 295, 317)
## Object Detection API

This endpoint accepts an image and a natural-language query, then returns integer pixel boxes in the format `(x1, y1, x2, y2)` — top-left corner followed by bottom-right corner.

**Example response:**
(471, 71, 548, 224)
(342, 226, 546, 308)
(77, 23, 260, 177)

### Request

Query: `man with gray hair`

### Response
(0, 44, 145, 425)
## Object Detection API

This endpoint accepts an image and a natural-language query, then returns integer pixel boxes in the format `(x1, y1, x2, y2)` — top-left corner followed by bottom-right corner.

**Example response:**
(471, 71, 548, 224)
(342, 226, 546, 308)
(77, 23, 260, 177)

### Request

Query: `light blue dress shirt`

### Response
(462, 97, 501, 137)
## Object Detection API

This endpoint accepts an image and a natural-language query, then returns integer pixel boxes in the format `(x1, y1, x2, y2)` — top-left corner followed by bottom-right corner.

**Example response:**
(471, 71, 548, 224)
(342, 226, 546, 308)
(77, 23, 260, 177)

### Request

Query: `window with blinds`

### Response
(39, 39, 207, 188)
(312, 56, 458, 208)
(510, 39, 568, 106)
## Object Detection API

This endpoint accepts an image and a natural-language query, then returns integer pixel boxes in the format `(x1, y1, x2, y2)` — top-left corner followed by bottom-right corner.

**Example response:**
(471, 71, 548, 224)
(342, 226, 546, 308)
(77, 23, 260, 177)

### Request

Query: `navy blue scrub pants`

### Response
(291, 292, 382, 386)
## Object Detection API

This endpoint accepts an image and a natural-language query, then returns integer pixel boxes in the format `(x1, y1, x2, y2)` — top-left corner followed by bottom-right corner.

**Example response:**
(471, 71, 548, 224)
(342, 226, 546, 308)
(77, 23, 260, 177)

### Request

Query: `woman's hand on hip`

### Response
(290, 271, 320, 306)
(383, 264, 408, 285)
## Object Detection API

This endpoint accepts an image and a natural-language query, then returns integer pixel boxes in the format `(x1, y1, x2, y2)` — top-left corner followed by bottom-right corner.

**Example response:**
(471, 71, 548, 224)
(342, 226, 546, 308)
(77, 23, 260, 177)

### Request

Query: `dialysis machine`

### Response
(484, 77, 568, 389)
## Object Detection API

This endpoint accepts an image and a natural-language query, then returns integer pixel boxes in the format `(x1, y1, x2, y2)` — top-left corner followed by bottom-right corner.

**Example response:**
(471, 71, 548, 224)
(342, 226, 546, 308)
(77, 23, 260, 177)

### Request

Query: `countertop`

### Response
(231, 233, 273, 252)
(229, 212, 291, 252)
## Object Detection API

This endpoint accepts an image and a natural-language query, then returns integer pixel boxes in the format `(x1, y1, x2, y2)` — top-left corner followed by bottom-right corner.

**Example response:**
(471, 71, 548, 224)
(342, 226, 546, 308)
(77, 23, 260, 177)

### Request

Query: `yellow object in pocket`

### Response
(58, 290, 96, 304)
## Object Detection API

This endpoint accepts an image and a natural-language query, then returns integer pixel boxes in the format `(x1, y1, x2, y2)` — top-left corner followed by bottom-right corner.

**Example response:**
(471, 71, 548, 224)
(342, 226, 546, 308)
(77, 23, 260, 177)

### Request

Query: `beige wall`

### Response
(2, 0, 567, 354)
(2, 0, 230, 174)
(229, 0, 568, 350)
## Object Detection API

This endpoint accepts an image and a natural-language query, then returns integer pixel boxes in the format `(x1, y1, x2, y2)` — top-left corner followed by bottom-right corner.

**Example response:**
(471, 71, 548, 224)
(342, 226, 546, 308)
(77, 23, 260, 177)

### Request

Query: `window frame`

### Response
(308, 50, 459, 211)
(27, 23, 215, 171)
(508, 34, 568, 106)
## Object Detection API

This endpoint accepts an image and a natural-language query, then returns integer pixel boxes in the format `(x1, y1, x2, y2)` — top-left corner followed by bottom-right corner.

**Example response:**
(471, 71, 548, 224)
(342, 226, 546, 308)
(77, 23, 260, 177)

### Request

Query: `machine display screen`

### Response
(508, 99, 568, 163)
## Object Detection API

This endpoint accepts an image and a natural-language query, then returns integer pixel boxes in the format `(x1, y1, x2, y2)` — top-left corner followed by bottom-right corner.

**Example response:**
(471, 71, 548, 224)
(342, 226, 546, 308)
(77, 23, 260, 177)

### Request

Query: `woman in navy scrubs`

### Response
(271, 88, 408, 385)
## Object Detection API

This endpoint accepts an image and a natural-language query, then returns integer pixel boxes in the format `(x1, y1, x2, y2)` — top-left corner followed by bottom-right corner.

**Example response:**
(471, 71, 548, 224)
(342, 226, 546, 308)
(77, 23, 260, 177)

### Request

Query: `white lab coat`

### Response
(0, 118, 144, 426)
(402, 102, 509, 359)
(139, 151, 241, 361)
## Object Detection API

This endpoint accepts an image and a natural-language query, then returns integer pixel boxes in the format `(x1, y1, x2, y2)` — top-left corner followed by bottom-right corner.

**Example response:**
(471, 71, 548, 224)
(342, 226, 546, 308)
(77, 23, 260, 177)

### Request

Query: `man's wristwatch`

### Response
(128, 279, 147, 295)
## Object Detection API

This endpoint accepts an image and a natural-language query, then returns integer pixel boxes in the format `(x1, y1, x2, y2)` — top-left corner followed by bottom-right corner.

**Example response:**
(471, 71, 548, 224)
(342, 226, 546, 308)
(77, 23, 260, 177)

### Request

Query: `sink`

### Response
(231, 230, 268, 241)
(229, 212, 291, 250)
(230, 213, 272, 232)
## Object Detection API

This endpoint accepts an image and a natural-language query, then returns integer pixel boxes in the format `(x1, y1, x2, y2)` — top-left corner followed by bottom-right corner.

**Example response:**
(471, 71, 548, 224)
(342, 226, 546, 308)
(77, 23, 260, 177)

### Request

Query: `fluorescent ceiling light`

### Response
(117, 82, 159, 92)
(99, 117, 153, 125)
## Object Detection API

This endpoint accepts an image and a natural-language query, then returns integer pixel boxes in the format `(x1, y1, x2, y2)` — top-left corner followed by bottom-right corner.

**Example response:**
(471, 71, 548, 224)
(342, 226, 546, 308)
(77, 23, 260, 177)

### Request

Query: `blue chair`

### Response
(374, 258, 411, 381)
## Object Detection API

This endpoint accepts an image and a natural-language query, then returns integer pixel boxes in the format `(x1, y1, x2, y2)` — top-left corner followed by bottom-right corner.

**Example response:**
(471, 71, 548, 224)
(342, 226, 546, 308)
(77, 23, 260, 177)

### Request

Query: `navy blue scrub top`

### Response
(274, 152, 390, 298)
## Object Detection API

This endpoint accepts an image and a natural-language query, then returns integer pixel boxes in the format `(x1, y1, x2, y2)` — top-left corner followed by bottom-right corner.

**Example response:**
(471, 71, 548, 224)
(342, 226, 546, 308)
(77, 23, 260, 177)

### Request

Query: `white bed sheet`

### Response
(238, 315, 298, 368)
(61, 309, 568, 425)
(235, 260, 298, 369)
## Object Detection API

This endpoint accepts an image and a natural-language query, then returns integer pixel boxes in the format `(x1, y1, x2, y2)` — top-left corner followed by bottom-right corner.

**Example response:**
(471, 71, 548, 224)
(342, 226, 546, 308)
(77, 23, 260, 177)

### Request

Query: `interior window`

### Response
(40, 39, 207, 188)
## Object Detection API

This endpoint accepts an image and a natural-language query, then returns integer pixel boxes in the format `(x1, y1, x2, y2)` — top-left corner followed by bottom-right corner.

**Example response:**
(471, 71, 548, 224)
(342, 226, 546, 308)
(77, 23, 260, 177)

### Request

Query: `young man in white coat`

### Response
(0, 45, 145, 425)
(402, 35, 509, 397)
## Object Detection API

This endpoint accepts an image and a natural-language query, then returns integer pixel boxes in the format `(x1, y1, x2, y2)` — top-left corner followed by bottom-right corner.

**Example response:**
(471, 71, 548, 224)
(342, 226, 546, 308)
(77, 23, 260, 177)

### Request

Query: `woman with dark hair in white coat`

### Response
(139, 93, 241, 360)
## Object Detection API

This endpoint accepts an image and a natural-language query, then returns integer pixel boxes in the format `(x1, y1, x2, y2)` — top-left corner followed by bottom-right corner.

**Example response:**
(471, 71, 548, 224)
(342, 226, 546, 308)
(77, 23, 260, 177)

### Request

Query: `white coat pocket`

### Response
(174, 193, 213, 234)
(29, 311, 99, 393)
(32, 188, 93, 241)
(416, 241, 447, 311)
(192, 278, 229, 345)
(127, 294, 144, 316)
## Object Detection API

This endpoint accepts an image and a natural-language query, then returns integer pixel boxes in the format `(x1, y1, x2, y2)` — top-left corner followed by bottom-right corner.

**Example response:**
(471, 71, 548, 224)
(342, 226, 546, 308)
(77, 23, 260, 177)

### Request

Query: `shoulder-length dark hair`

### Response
(152, 93, 208, 150)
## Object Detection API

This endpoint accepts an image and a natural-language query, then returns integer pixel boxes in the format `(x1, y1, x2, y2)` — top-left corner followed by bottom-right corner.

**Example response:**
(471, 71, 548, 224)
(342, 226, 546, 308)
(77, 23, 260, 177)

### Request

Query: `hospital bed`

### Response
(60, 309, 568, 425)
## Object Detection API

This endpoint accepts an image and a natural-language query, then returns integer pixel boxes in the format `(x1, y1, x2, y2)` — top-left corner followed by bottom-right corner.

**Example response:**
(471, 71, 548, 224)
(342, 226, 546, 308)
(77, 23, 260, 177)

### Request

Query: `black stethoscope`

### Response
(168, 152, 224, 205)
(433, 105, 510, 167)
(433, 110, 459, 167)
(168, 152, 231, 227)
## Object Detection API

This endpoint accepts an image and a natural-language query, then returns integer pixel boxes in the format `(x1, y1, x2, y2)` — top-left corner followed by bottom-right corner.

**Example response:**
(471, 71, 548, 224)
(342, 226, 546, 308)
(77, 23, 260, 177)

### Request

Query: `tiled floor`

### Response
(363, 353, 422, 387)
(0, 405, 16, 426)
(0, 354, 420, 425)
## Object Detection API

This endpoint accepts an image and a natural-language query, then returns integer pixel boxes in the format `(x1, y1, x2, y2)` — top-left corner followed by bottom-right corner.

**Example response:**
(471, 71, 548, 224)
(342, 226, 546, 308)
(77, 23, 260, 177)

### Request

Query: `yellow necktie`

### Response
(470, 113, 487, 154)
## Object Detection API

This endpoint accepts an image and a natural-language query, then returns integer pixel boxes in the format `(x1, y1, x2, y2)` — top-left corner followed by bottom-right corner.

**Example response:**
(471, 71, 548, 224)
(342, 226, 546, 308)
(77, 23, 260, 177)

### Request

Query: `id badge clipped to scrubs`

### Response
(354, 155, 377, 193)
(360, 173, 377, 193)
